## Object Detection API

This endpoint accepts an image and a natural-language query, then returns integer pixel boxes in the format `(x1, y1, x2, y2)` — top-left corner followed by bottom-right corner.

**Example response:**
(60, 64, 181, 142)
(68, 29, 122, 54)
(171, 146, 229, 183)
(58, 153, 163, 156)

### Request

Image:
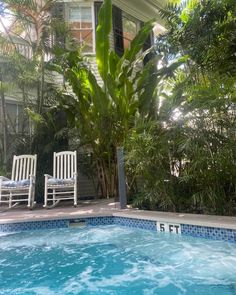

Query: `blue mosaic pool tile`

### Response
(181, 224, 236, 243)
(0, 219, 68, 232)
(0, 216, 235, 244)
(114, 216, 157, 231)
(86, 216, 114, 226)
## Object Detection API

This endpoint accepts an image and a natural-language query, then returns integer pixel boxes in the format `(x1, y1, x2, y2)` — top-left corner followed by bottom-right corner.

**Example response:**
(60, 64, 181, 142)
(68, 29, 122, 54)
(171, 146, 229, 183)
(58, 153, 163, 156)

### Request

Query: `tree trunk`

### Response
(0, 76, 8, 171)
(39, 54, 45, 114)
(97, 158, 118, 200)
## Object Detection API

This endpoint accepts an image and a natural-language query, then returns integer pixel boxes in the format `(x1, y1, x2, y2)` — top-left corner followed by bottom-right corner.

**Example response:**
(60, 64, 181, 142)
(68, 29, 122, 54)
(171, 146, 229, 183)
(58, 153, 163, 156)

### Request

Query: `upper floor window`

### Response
(122, 13, 139, 50)
(113, 6, 141, 56)
(67, 4, 95, 54)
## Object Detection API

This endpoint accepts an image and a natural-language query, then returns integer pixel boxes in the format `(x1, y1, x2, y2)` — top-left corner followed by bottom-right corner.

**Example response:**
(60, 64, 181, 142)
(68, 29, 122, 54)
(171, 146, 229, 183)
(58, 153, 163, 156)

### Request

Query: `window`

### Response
(122, 13, 139, 50)
(113, 7, 141, 56)
(6, 103, 17, 133)
(67, 4, 95, 54)
(5, 103, 29, 134)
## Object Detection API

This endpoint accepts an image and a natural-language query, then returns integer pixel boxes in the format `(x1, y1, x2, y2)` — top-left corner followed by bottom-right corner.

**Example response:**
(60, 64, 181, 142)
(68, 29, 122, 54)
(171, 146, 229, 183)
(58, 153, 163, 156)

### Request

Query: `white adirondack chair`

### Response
(44, 151, 78, 208)
(0, 154, 37, 209)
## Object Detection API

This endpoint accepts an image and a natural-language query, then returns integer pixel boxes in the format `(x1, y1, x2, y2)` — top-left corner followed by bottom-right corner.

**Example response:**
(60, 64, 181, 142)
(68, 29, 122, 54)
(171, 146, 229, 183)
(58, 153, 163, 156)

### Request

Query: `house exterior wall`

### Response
(51, 0, 151, 87)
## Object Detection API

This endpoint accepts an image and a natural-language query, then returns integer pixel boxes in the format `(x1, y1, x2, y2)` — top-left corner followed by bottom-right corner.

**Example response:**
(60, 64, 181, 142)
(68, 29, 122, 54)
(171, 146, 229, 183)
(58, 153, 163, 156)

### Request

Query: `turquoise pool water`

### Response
(0, 225, 235, 295)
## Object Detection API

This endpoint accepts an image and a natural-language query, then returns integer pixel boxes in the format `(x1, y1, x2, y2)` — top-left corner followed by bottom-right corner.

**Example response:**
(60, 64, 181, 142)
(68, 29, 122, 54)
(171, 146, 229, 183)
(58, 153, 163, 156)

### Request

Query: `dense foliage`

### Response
(125, 0, 236, 215)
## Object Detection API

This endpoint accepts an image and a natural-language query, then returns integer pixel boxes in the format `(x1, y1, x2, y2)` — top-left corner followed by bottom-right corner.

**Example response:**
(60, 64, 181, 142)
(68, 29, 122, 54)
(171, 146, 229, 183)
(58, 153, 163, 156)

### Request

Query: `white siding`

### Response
(78, 170, 100, 198)
(87, 56, 103, 86)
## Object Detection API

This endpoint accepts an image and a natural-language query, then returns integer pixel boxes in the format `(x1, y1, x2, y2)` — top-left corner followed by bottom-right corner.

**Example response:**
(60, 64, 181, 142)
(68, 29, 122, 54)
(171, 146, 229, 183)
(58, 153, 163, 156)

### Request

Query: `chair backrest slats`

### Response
(62, 155, 68, 178)
(60, 155, 62, 179)
(18, 158, 22, 180)
(64, 154, 66, 179)
(22, 157, 26, 180)
(53, 151, 77, 179)
(30, 158, 34, 176)
(11, 155, 37, 181)
(15, 158, 19, 181)
(26, 158, 30, 180)
(53, 152, 56, 180)
(12, 157, 16, 180)
(67, 154, 70, 179)
(71, 154, 74, 179)
(55, 153, 59, 179)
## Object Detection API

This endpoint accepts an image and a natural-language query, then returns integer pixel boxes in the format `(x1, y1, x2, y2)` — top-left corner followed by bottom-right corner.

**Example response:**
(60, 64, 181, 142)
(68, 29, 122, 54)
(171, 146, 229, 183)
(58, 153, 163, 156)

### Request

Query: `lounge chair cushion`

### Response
(47, 177, 74, 186)
(1, 179, 30, 188)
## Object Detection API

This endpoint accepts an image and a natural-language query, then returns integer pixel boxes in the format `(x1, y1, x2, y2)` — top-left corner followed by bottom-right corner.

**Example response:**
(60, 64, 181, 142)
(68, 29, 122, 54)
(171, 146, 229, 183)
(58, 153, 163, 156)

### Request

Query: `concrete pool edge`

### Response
(0, 204, 235, 228)
(1, 208, 235, 229)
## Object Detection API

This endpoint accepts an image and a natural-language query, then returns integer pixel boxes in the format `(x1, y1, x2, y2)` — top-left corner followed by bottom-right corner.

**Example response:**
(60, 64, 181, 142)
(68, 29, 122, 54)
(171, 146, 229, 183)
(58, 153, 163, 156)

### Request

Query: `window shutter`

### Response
(143, 32, 153, 51)
(112, 5, 124, 56)
(51, 2, 65, 48)
(141, 21, 154, 64)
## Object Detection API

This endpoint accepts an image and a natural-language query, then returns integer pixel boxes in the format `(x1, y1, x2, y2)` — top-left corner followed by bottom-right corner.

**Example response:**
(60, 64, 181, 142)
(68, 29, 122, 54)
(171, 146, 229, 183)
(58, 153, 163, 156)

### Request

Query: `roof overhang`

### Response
(62, 1, 166, 26)
(113, 0, 166, 25)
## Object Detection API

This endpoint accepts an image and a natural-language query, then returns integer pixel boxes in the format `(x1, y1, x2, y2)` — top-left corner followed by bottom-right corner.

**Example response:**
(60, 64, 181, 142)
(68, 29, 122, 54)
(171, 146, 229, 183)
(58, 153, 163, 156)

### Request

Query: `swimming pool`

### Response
(0, 225, 235, 295)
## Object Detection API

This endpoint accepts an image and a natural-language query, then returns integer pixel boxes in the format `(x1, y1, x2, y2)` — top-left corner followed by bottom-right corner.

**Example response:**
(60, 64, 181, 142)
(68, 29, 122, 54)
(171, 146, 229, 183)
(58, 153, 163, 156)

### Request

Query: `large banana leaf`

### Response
(95, 0, 112, 83)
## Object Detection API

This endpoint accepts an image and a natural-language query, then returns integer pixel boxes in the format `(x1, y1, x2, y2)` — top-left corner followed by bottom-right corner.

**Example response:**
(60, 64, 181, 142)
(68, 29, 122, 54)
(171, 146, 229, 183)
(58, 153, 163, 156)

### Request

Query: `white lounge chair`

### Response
(0, 154, 37, 209)
(44, 151, 78, 208)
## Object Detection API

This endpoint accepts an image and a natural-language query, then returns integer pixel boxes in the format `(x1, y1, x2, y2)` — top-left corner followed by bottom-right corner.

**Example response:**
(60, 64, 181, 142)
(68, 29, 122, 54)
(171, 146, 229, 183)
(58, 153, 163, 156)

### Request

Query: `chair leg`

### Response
(30, 186, 36, 209)
(9, 191, 12, 208)
(44, 184, 48, 208)
(74, 185, 77, 207)
(28, 186, 32, 208)
(53, 189, 56, 206)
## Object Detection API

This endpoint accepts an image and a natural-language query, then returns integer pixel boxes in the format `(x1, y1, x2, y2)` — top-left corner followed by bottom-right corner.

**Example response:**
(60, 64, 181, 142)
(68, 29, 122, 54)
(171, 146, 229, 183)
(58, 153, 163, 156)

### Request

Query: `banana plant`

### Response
(55, 0, 159, 199)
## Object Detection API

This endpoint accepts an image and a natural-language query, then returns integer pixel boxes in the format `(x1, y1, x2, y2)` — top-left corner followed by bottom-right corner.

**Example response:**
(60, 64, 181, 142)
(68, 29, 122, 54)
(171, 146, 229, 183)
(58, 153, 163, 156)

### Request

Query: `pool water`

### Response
(0, 225, 235, 295)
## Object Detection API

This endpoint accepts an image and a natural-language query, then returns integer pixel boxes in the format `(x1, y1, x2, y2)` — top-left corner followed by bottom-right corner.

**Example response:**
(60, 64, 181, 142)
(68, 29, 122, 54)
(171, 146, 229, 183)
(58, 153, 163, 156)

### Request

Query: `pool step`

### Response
(69, 219, 86, 228)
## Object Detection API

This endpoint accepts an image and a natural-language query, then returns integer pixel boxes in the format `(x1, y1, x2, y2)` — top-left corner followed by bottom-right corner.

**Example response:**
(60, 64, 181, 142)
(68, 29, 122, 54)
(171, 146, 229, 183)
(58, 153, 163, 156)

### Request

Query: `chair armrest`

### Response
(0, 176, 10, 181)
(29, 175, 36, 184)
(0, 176, 10, 191)
(44, 174, 53, 186)
(0, 176, 10, 188)
(73, 172, 78, 178)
